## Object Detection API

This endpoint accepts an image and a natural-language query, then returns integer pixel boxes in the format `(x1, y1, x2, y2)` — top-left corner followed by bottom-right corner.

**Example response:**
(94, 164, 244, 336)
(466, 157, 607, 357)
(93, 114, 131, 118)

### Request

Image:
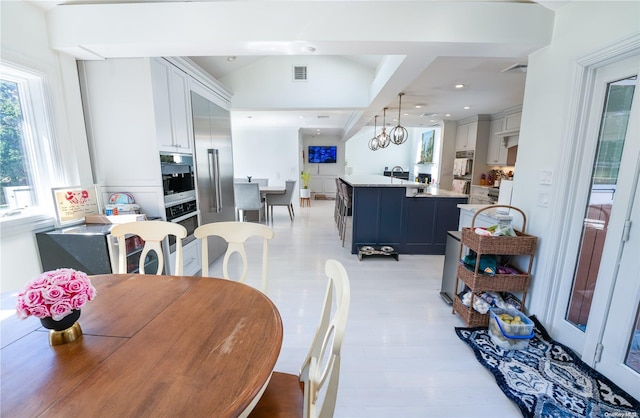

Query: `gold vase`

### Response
(40, 309, 83, 346)
(48, 322, 83, 346)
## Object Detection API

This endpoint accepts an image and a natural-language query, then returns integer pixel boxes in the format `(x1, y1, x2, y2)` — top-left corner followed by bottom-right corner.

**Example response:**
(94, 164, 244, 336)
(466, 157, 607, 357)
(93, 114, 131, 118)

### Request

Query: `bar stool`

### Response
(339, 182, 352, 247)
(334, 178, 343, 227)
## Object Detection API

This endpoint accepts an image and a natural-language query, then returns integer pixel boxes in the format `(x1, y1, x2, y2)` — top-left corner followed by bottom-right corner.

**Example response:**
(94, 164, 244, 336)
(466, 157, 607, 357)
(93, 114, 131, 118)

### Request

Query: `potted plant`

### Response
(300, 171, 311, 199)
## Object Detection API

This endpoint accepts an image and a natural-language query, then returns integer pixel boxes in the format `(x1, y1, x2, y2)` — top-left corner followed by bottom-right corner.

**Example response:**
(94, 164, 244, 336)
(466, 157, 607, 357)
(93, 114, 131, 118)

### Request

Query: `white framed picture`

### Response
(51, 185, 101, 227)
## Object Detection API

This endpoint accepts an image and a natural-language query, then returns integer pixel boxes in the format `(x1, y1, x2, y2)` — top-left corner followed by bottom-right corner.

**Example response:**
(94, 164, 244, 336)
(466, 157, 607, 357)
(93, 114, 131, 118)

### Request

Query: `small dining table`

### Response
(1, 274, 283, 417)
(259, 186, 286, 222)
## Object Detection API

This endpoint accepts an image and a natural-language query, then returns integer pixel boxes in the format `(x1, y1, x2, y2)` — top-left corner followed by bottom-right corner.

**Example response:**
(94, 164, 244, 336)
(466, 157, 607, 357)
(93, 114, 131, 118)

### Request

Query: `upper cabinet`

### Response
(453, 116, 491, 186)
(487, 107, 521, 166)
(503, 111, 522, 132)
(487, 118, 509, 165)
(150, 58, 192, 153)
(79, 58, 166, 189)
(455, 121, 477, 151)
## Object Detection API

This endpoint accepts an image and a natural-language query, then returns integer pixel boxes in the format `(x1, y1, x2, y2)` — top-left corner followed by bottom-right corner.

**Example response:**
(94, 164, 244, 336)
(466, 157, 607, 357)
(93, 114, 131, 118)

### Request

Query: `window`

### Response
(0, 62, 59, 225)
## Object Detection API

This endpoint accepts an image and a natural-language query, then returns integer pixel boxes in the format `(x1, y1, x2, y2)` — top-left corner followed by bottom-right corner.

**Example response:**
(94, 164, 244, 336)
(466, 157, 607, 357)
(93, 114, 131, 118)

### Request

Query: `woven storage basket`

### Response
(462, 205, 537, 256)
(457, 264, 530, 292)
(453, 294, 489, 327)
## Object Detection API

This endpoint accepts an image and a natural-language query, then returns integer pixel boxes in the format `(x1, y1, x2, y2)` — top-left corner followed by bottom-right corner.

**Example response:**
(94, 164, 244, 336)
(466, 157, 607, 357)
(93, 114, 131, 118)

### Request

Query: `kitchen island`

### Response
(341, 174, 468, 255)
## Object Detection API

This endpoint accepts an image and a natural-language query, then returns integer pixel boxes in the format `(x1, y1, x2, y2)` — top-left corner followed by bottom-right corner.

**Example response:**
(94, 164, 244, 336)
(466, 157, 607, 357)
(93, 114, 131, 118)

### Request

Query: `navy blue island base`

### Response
(342, 175, 468, 256)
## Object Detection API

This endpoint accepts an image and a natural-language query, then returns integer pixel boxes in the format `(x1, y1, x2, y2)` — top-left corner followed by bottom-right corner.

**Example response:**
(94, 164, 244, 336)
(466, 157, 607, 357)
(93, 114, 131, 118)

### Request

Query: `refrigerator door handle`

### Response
(207, 149, 223, 213)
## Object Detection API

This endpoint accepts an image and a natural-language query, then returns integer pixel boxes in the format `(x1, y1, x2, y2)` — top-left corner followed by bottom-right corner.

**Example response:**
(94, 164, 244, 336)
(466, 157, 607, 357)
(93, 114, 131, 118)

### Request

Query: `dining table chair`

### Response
(194, 221, 275, 293)
(234, 181, 265, 222)
(267, 180, 296, 221)
(248, 259, 351, 418)
(111, 220, 187, 275)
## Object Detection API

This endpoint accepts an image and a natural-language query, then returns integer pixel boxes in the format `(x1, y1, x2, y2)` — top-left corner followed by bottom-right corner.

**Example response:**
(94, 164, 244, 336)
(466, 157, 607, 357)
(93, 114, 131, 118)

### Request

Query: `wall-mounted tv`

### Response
(308, 145, 337, 163)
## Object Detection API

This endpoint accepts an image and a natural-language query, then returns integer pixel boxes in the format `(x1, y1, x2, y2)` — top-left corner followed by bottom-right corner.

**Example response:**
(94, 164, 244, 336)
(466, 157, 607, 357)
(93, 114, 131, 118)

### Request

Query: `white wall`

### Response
(1, 1, 93, 292)
(511, 1, 640, 320)
(231, 125, 300, 188)
(221, 55, 373, 109)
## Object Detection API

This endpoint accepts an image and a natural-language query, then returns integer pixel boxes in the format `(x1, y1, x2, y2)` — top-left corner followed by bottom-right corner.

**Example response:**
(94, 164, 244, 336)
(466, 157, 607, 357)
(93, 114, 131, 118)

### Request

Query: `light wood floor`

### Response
(207, 199, 522, 417)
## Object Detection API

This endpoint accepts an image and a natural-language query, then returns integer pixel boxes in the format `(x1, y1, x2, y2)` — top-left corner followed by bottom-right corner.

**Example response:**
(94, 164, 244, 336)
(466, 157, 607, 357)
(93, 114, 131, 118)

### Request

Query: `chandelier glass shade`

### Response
(390, 93, 408, 145)
(368, 115, 380, 151)
(377, 108, 391, 148)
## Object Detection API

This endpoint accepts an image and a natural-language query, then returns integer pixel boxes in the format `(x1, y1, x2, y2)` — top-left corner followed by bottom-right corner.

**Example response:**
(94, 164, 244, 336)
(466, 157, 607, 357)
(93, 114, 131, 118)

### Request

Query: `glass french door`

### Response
(553, 53, 639, 399)
(565, 74, 637, 332)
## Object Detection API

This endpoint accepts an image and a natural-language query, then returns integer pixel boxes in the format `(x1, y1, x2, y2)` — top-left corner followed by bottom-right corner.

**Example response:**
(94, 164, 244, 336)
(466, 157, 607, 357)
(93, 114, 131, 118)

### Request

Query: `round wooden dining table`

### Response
(1, 274, 283, 417)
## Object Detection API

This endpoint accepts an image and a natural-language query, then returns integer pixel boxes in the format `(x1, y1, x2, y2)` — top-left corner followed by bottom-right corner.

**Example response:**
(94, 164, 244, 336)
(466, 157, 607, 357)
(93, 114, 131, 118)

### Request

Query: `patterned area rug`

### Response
(456, 316, 640, 417)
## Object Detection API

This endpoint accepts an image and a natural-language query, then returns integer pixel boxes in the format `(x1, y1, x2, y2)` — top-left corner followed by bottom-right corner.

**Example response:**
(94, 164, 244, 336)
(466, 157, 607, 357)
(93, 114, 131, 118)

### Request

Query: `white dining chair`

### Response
(110, 220, 187, 275)
(234, 182, 265, 222)
(194, 221, 275, 293)
(267, 180, 296, 221)
(248, 259, 351, 418)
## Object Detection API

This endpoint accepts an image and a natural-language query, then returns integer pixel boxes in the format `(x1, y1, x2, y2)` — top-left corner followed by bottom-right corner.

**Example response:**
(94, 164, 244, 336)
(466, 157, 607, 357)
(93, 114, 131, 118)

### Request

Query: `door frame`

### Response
(538, 34, 640, 355)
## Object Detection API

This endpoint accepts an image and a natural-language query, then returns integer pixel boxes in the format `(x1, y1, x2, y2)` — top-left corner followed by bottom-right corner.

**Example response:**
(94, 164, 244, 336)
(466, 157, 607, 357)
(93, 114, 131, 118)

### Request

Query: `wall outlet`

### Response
(537, 192, 550, 207)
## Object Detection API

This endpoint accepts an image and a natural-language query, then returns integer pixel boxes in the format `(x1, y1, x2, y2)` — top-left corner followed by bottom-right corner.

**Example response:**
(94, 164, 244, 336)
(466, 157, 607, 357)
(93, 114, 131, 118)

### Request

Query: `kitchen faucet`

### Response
(391, 166, 404, 178)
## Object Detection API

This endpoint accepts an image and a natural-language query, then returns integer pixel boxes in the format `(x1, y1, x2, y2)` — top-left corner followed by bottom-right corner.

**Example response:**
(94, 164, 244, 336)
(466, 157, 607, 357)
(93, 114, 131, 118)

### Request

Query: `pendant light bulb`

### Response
(368, 115, 380, 151)
(377, 108, 391, 148)
(391, 93, 408, 145)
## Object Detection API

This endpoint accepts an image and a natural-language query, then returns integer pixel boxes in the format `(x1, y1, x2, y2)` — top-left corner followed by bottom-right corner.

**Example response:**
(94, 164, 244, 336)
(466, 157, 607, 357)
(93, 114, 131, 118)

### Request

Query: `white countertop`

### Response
(342, 174, 416, 187)
(342, 174, 468, 198)
(457, 203, 519, 221)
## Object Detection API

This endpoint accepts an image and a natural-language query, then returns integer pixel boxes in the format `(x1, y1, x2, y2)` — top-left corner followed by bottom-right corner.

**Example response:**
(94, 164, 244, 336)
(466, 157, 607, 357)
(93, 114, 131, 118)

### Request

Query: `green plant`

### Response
(301, 171, 311, 189)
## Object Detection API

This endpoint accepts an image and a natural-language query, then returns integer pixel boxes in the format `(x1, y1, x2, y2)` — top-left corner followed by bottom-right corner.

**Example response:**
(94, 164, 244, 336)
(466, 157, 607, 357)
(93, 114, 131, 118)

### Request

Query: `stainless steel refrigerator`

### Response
(191, 90, 236, 265)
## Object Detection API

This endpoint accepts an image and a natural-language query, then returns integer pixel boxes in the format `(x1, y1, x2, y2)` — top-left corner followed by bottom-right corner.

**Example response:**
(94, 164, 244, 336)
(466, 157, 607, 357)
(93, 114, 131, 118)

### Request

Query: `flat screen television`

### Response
(308, 145, 337, 163)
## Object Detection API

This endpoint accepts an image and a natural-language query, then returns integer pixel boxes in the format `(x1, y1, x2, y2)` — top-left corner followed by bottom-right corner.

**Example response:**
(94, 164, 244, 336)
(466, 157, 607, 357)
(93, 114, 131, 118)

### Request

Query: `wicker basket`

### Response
(453, 294, 489, 327)
(462, 205, 537, 256)
(456, 264, 530, 292)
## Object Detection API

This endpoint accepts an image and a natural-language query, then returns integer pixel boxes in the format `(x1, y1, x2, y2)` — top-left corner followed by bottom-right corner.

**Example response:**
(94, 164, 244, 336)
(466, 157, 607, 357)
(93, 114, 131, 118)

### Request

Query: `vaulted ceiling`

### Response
(32, 0, 563, 140)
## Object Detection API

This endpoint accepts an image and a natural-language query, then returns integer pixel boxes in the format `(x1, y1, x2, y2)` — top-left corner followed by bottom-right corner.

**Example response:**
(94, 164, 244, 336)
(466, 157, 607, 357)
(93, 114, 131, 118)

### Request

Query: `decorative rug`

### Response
(456, 316, 640, 417)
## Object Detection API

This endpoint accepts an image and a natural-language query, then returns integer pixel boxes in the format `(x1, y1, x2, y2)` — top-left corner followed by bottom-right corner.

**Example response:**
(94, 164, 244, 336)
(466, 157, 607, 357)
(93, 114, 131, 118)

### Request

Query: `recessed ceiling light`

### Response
(455, 84, 465, 89)
(227, 56, 237, 62)
(415, 105, 423, 109)
(464, 106, 470, 110)
(445, 114, 451, 117)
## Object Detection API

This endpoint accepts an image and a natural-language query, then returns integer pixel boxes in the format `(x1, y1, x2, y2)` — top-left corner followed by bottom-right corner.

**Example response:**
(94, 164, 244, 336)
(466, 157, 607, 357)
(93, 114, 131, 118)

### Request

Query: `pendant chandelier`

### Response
(377, 108, 391, 148)
(390, 93, 408, 145)
(368, 115, 380, 151)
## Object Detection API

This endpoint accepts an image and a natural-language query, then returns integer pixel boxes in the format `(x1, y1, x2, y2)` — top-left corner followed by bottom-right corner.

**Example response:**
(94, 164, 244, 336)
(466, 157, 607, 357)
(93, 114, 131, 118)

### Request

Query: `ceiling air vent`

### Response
(293, 66, 308, 81)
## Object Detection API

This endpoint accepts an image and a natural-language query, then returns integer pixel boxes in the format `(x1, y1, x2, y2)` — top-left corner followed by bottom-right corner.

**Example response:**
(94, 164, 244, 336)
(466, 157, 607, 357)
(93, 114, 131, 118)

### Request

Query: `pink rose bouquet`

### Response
(16, 268, 97, 321)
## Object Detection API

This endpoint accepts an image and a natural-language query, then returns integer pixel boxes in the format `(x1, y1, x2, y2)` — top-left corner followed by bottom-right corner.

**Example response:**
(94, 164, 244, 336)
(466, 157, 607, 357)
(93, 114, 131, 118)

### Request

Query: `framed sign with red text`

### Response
(51, 185, 100, 227)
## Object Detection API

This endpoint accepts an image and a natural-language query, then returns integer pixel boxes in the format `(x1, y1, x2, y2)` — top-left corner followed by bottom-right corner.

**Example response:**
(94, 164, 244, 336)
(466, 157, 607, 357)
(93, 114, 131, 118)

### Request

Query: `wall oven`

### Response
(165, 199, 198, 252)
(161, 152, 196, 204)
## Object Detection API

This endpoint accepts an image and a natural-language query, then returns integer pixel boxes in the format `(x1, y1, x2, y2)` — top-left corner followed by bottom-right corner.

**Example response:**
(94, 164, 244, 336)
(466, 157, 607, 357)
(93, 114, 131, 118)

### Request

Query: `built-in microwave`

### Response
(160, 152, 196, 204)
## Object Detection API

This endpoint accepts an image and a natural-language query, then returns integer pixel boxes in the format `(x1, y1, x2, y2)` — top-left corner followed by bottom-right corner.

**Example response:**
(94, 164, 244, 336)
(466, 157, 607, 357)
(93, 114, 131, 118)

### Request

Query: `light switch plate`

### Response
(539, 169, 553, 185)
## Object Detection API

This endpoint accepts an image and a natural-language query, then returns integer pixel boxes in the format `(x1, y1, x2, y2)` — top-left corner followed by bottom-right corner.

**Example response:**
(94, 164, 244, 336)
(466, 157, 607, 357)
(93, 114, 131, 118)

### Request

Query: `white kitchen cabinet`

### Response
(487, 118, 509, 165)
(456, 121, 478, 151)
(504, 111, 522, 131)
(151, 58, 192, 153)
(169, 239, 201, 276)
(453, 116, 490, 187)
(79, 58, 165, 189)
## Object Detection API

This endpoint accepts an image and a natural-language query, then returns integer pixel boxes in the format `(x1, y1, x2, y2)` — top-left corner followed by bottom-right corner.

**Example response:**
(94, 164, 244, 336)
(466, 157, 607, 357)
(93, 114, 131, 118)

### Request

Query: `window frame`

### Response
(1, 61, 62, 234)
